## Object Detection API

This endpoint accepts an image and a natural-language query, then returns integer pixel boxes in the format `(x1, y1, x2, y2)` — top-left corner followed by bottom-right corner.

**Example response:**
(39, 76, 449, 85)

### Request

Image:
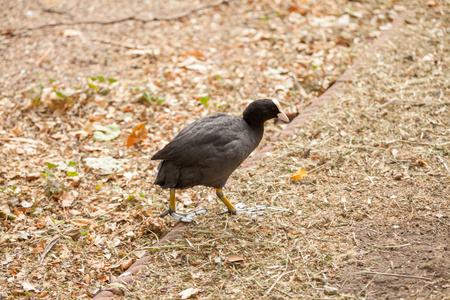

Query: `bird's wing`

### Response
(151, 114, 250, 166)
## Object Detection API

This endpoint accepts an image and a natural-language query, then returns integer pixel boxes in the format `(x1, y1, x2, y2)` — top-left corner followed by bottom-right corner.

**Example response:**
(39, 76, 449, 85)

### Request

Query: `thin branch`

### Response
(1, 1, 228, 36)
(360, 271, 431, 281)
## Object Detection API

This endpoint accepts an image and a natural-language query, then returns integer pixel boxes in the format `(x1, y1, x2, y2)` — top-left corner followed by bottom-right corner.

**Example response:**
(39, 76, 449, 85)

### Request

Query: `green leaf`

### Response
(88, 83, 98, 90)
(142, 91, 153, 103)
(49, 78, 56, 83)
(200, 97, 210, 107)
(92, 124, 121, 141)
(31, 97, 42, 104)
(97, 76, 105, 82)
(66, 171, 79, 177)
(44, 168, 53, 177)
(80, 228, 88, 236)
(108, 78, 117, 83)
(41, 173, 47, 179)
(157, 94, 166, 104)
(74, 86, 82, 90)
(90, 76, 97, 81)
(45, 162, 59, 169)
(127, 194, 134, 200)
(139, 192, 145, 198)
(68, 161, 78, 166)
(0, 187, 4, 191)
(54, 90, 67, 98)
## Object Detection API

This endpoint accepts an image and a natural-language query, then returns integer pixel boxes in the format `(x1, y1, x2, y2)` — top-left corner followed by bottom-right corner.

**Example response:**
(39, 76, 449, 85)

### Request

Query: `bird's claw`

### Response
(220, 203, 266, 216)
(159, 207, 207, 223)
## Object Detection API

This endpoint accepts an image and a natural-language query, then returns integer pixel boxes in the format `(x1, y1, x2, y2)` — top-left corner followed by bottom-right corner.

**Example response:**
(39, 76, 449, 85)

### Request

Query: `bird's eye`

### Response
(272, 107, 276, 110)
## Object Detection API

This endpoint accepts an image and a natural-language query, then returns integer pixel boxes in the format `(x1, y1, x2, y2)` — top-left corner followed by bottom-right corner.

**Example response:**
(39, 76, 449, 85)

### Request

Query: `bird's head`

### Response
(243, 99, 289, 125)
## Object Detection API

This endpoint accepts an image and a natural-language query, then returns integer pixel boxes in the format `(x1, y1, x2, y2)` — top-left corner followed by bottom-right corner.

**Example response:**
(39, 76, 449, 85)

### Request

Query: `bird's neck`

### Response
(243, 117, 265, 136)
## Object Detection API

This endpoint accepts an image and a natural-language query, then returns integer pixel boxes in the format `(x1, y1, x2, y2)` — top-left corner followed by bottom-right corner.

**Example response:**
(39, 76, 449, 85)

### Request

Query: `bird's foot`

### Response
(220, 203, 266, 216)
(159, 207, 207, 223)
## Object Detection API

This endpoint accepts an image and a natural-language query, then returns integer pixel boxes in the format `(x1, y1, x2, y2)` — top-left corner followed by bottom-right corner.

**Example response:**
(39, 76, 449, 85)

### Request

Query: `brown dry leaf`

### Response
(288, 5, 309, 15)
(416, 159, 427, 166)
(291, 169, 308, 180)
(393, 173, 404, 180)
(22, 280, 39, 292)
(91, 260, 109, 270)
(120, 258, 134, 271)
(36, 216, 51, 229)
(63, 228, 82, 241)
(126, 122, 148, 149)
(144, 216, 167, 233)
(60, 191, 75, 207)
(32, 244, 45, 254)
(70, 218, 99, 230)
(183, 50, 205, 58)
(179, 288, 201, 299)
(227, 254, 244, 263)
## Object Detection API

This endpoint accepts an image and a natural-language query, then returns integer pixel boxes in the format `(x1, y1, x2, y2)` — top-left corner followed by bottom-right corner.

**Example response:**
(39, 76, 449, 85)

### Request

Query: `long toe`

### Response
(170, 208, 207, 223)
(235, 205, 267, 216)
(159, 209, 171, 218)
(187, 207, 207, 216)
(171, 212, 195, 223)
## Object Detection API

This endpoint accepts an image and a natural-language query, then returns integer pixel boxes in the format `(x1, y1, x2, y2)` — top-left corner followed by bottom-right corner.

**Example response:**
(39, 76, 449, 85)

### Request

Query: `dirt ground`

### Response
(0, 0, 449, 299)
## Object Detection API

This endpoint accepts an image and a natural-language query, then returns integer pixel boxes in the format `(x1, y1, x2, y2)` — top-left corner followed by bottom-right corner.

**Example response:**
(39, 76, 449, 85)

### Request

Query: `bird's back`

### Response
(152, 113, 263, 189)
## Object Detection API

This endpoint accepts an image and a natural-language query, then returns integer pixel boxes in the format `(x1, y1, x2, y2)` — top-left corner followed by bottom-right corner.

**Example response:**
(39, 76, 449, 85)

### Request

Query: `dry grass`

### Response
(126, 1, 449, 299)
(0, 0, 448, 299)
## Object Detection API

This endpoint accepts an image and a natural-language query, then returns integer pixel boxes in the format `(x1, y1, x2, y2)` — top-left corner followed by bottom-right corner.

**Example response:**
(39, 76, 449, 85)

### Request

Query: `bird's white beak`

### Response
(272, 98, 290, 123)
(277, 111, 289, 122)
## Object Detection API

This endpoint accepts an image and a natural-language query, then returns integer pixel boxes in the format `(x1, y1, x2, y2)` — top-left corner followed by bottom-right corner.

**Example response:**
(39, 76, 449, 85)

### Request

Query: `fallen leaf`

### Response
(84, 156, 128, 174)
(120, 258, 134, 271)
(179, 288, 201, 299)
(126, 122, 147, 149)
(133, 250, 147, 258)
(291, 169, 308, 180)
(60, 191, 75, 207)
(393, 173, 404, 180)
(70, 218, 99, 230)
(22, 280, 39, 292)
(144, 216, 167, 233)
(91, 260, 109, 270)
(32, 244, 45, 254)
(63, 228, 82, 241)
(227, 254, 244, 263)
(92, 124, 121, 141)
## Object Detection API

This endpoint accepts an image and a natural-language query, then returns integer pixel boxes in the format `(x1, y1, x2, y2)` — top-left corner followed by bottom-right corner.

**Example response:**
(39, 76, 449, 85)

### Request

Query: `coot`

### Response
(152, 99, 289, 222)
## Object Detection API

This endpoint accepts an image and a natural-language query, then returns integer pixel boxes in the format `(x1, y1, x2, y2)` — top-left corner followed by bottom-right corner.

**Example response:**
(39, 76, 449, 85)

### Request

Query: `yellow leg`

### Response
(216, 188, 236, 214)
(169, 188, 176, 211)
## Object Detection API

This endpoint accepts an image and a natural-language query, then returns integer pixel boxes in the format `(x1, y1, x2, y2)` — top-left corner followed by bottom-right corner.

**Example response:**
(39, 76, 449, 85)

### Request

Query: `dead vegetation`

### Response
(0, 0, 448, 299)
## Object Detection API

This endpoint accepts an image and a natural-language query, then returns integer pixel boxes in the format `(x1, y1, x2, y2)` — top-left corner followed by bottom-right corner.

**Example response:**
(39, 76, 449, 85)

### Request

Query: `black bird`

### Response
(151, 99, 289, 222)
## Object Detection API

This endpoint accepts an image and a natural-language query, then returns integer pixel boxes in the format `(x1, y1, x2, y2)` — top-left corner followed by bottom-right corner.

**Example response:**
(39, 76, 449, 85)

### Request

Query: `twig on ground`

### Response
(264, 270, 295, 296)
(1, 1, 228, 36)
(372, 243, 413, 249)
(360, 271, 431, 281)
(36, 47, 52, 66)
